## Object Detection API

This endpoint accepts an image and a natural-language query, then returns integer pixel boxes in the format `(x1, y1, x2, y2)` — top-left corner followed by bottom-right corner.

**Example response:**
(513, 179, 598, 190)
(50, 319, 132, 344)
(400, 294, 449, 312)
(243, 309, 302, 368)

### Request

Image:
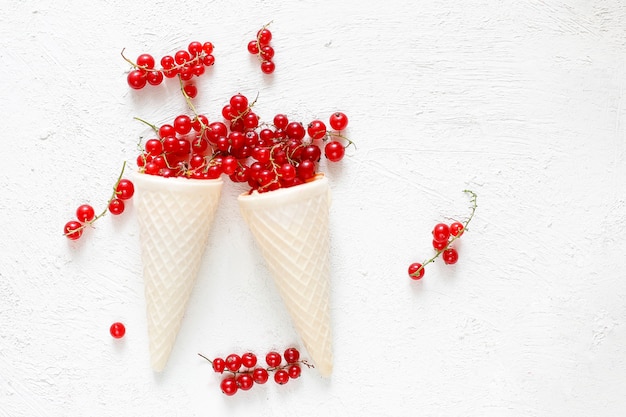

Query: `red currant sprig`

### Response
(63, 162, 134, 240)
(198, 347, 313, 396)
(408, 190, 478, 280)
(122, 41, 215, 90)
(247, 22, 275, 74)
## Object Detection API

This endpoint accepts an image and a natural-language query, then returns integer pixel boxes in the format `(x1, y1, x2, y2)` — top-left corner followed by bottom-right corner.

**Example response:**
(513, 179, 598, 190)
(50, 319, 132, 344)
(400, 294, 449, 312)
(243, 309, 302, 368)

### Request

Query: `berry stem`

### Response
(410, 190, 478, 278)
(133, 117, 160, 135)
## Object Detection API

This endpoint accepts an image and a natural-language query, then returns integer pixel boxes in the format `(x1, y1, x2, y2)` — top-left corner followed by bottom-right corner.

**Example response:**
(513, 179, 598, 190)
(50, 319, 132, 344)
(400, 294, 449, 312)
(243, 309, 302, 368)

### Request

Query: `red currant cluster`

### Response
(247, 23, 276, 74)
(63, 163, 135, 240)
(408, 190, 477, 280)
(123, 41, 215, 94)
(135, 88, 353, 193)
(199, 347, 311, 396)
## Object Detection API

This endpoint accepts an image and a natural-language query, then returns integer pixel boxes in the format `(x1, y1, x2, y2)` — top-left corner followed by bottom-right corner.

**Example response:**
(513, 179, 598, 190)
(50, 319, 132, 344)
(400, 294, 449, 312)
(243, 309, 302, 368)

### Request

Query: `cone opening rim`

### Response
(238, 174, 329, 207)
(132, 170, 224, 192)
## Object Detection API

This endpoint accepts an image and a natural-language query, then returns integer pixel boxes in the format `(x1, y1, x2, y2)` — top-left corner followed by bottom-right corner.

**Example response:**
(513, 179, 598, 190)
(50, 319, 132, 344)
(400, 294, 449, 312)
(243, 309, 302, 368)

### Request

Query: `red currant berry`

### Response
(283, 347, 300, 364)
(127, 69, 147, 89)
(109, 322, 126, 339)
(183, 84, 198, 98)
(174, 115, 192, 135)
(257, 28, 272, 46)
(160, 55, 175, 69)
(265, 351, 282, 368)
(136, 54, 155, 69)
(230, 93, 249, 113)
(146, 70, 164, 86)
(432, 239, 447, 251)
(274, 369, 289, 385)
(307, 120, 327, 140)
(174, 50, 191, 65)
(273, 114, 289, 130)
(145, 139, 163, 156)
(187, 41, 203, 56)
(241, 352, 258, 368)
(324, 140, 345, 162)
(212, 357, 226, 373)
(247, 40, 259, 54)
(115, 179, 135, 200)
(260, 60, 275, 74)
(408, 263, 425, 280)
(259, 45, 275, 61)
(287, 364, 301, 379)
(286, 122, 306, 140)
(220, 376, 238, 396)
(108, 198, 125, 215)
(202, 42, 214, 55)
(450, 222, 464, 237)
(64, 220, 83, 240)
(76, 204, 95, 223)
(236, 373, 254, 391)
(279, 163, 296, 182)
(432, 223, 450, 242)
(252, 367, 269, 384)
(329, 112, 349, 130)
(297, 159, 316, 181)
(442, 248, 459, 265)
(158, 124, 176, 139)
(225, 354, 242, 372)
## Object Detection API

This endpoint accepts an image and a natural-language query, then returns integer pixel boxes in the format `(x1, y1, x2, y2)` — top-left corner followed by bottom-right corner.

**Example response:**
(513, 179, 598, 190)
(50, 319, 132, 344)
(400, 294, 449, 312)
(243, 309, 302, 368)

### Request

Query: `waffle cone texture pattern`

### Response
(133, 173, 223, 372)
(238, 175, 333, 377)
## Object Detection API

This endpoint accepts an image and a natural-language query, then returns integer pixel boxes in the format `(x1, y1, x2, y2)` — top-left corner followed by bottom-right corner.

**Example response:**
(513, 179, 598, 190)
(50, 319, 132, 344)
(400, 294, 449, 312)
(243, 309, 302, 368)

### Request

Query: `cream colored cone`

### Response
(238, 175, 333, 377)
(133, 173, 223, 372)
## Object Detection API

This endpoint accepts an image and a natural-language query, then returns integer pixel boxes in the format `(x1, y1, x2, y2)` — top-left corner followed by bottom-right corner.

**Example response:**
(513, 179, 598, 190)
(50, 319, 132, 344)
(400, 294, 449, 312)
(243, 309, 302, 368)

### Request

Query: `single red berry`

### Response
(225, 354, 242, 372)
(329, 112, 349, 130)
(220, 376, 238, 396)
(109, 322, 126, 339)
(252, 367, 269, 384)
(442, 248, 459, 265)
(432, 239, 447, 251)
(324, 140, 345, 162)
(408, 262, 425, 280)
(286, 122, 306, 140)
(115, 179, 135, 200)
(146, 70, 164, 86)
(287, 364, 301, 379)
(136, 54, 155, 69)
(212, 357, 226, 373)
(174, 50, 191, 65)
(145, 139, 163, 156)
(279, 163, 296, 182)
(247, 40, 259, 54)
(241, 352, 258, 368)
(260, 60, 275, 74)
(273, 114, 289, 130)
(160, 55, 175, 69)
(127, 69, 147, 90)
(202, 42, 214, 55)
(257, 28, 272, 46)
(64, 220, 83, 240)
(283, 348, 300, 364)
(236, 373, 254, 391)
(450, 222, 464, 237)
(432, 223, 450, 242)
(230, 93, 249, 113)
(187, 41, 203, 56)
(265, 351, 282, 368)
(183, 84, 198, 98)
(108, 198, 125, 215)
(307, 120, 327, 140)
(259, 45, 275, 61)
(174, 115, 192, 135)
(274, 369, 289, 385)
(297, 159, 316, 181)
(76, 204, 95, 223)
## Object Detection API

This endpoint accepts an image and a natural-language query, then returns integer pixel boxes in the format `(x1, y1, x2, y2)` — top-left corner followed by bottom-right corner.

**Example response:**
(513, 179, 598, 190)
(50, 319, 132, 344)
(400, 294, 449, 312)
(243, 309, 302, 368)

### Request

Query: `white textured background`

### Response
(1, 1, 625, 416)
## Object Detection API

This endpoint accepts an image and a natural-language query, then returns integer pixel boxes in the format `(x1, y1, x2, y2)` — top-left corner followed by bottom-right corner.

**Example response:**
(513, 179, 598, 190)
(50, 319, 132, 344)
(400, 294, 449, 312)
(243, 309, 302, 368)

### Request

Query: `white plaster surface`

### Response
(1, 1, 625, 416)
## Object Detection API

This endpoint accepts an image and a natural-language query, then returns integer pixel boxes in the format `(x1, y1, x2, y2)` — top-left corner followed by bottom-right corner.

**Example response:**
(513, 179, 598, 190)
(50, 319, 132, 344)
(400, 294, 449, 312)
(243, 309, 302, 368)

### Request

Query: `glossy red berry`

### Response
(260, 60, 275, 74)
(274, 369, 289, 385)
(76, 204, 95, 223)
(146, 70, 164, 86)
(257, 28, 272, 46)
(450, 222, 464, 237)
(283, 347, 300, 364)
(236, 373, 254, 391)
(127, 69, 147, 89)
(265, 351, 282, 368)
(408, 262, 425, 280)
(212, 358, 226, 373)
(115, 179, 135, 200)
(220, 376, 238, 396)
(329, 112, 348, 130)
(287, 364, 301, 379)
(241, 352, 258, 368)
(442, 248, 459, 265)
(432, 223, 450, 242)
(109, 322, 126, 339)
(252, 367, 269, 384)
(324, 141, 345, 162)
(247, 40, 259, 54)
(432, 239, 447, 251)
(64, 221, 83, 240)
(273, 114, 289, 130)
(225, 354, 242, 372)
(136, 54, 155, 69)
(307, 120, 327, 140)
(108, 198, 125, 215)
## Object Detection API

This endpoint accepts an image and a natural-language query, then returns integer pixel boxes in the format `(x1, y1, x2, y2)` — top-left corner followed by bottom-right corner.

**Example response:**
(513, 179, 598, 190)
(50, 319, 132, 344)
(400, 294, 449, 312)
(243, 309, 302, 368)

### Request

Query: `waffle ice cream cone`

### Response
(133, 173, 223, 372)
(238, 175, 333, 377)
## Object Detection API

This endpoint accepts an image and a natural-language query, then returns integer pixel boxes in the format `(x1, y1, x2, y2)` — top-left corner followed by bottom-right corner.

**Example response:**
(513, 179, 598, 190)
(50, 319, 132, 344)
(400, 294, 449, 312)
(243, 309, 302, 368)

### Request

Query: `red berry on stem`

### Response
(260, 60, 275, 74)
(265, 351, 282, 368)
(127, 69, 147, 89)
(252, 367, 269, 384)
(183, 84, 198, 98)
(230, 93, 249, 113)
(307, 120, 327, 140)
(76, 204, 95, 222)
(443, 248, 459, 265)
(110, 322, 126, 339)
(136, 54, 155, 69)
(283, 347, 300, 364)
(432, 239, 447, 251)
(64, 220, 83, 240)
(241, 352, 258, 368)
(115, 179, 135, 200)
(274, 369, 289, 385)
(260, 45, 275, 61)
(329, 112, 349, 130)
(108, 198, 125, 215)
(324, 140, 345, 162)
(236, 373, 254, 391)
(450, 221, 464, 237)
(408, 262, 425, 280)
(432, 223, 450, 242)
(287, 364, 301, 379)
(257, 28, 272, 46)
(146, 70, 164, 86)
(273, 114, 289, 130)
(247, 40, 259, 54)
(212, 358, 226, 373)
(225, 354, 242, 372)
(220, 377, 238, 396)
